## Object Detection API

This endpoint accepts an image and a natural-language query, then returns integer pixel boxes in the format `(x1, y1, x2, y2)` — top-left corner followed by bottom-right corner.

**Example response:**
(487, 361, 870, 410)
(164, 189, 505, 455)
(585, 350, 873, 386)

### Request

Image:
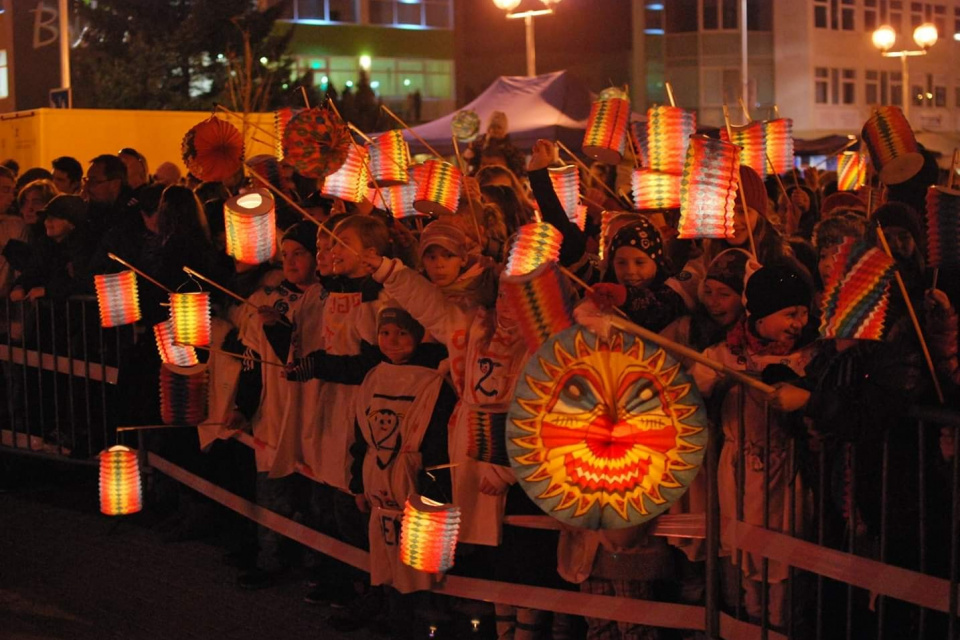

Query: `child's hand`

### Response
(225, 409, 246, 432)
(362, 253, 384, 273)
(257, 305, 284, 326)
(573, 299, 614, 342)
(284, 358, 314, 382)
(767, 383, 810, 412)
(478, 466, 510, 496)
(587, 283, 627, 312)
(528, 139, 557, 172)
(354, 494, 371, 514)
(924, 288, 953, 313)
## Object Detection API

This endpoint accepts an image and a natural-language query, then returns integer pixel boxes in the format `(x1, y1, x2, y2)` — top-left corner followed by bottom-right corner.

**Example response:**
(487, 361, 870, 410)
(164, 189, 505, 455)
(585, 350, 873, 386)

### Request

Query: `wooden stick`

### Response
(812, 138, 858, 169)
(933, 268, 940, 290)
(347, 122, 374, 144)
(117, 424, 211, 432)
(665, 82, 676, 108)
(300, 86, 311, 109)
(326, 99, 385, 209)
(424, 462, 460, 472)
(766, 151, 794, 232)
(738, 97, 751, 123)
(773, 104, 780, 119)
(875, 224, 945, 404)
(452, 135, 485, 242)
(948, 149, 960, 189)
(381, 104, 445, 161)
(178, 343, 286, 368)
(627, 127, 642, 169)
(722, 105, 758, 259)
(215, 104, 278, 142)
(556, 140, 622, 204)
(107, 253, 172, 293)
(182, 267, 256, 311)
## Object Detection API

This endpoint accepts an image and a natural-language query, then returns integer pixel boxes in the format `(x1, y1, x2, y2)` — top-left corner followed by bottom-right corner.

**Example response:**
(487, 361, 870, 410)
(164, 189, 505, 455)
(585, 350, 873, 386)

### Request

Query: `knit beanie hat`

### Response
(282, 221, 318, 256)
(705, 249, 752, 296)
(377, 307, 425, 344)
(821, 191, 866, 219)
(418, 220, 468, 262)
(873, 201, 921, 247)
(735, 165, 768, 220)
(609, 217, 666, 272)
(744, 265, 811, 319)
(39, 195, 87, 227)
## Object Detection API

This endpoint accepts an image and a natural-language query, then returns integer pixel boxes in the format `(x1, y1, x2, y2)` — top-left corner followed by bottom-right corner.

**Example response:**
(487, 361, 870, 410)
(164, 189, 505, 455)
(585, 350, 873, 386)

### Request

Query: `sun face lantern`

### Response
(153, 318, 199, 367)
(282, 106, 352, 179)
(94, 271, 142, 328)
(548, 165, 585, 229)
(925, 185, 960, 270)
(499, 261, 576, 353)
(507, 326, 708, 530)
(861, 106, 924, 185)
(582, 96, 631, 165)
(678, 135, 740, 239)
(504, 222, 564, 277)
(367, 130, 411, 187)
(763, 118, 794, 175)
(400, 494, 461, 574)
(645, 106, 696, 175)
(224, 189, 276, 265)
(169, 292, 212, 347)
(631, 169, 682, 210)
(837, 151, 867, 192)
(720, 121, 767, 177)
(819, 237, 896, 341)
(159, 363, 209, 426)
(99, 445, 142, 516)
(321, 144, 370, 203)
(181, 117, 244, 183)
(413, 160, 463, 216)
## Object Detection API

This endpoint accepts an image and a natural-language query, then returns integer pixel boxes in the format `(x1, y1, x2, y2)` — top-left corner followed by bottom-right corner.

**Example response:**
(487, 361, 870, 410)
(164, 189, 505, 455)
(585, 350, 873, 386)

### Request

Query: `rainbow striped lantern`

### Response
(224, 189, 276, 265)
(273, 107, 301, 161)
(367, 130, 411, 187)
(466, 411, 510, 466)
(500, 261, 576, 353)
(505, 222, 563, 277)
(925, 185, 960, 269)
(380, 181, 420, 219)
(159, 363, 209, 425)
(764, 118, 794, 175)
(413, 159, 462, 216)
(321, 144, 369, 203)
(678, 135, 740, 239)
(631, 169, 682, 210)
(720, 122, 767, 177)
(170, 292, 212, 347)
(646, 106, 696, 175)
(153, 318, 199, 367)
(400, 494, 461, 574)
(819, 237, 896, 341)
(837, 152, 867, 192)
(861, 106, 923, 185)
(94, 271, 142, 328)
(582, 96, 631, 164)
(548, 165, 586, 230)
(99, 445, 142, 516)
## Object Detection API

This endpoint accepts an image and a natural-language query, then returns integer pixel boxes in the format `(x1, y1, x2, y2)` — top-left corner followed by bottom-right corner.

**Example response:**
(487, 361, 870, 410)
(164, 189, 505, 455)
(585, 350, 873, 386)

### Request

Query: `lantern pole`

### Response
(176, 343, 287, 368)
(326, 98, 386, 211)
(452, 135, 486, 243)
(107, 253, 172, 293)
(722, 105, 758, 259)
(181, 266, 291, 328)
(556, 140, 622, 203)
(381, 105, 446, 161)
(665, 82, 676, 108)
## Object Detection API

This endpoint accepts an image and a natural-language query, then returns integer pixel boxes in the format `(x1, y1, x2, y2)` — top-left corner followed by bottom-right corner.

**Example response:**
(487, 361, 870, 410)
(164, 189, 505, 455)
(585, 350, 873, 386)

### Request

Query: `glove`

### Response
(284, 356, 317, 382)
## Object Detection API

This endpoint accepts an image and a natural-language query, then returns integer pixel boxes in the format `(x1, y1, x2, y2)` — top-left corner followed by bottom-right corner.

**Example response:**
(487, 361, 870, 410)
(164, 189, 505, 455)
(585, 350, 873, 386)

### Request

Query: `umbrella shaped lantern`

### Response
(182, 117, 244, 183)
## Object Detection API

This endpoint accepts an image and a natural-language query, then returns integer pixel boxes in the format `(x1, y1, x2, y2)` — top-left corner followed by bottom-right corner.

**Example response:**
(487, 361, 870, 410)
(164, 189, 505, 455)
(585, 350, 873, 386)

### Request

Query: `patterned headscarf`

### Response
(609, 218, 666, 273)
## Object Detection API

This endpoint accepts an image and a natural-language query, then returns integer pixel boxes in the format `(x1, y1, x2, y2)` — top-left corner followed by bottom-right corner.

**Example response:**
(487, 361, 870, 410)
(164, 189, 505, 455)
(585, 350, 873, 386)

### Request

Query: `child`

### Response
(418, 219, 498, 311)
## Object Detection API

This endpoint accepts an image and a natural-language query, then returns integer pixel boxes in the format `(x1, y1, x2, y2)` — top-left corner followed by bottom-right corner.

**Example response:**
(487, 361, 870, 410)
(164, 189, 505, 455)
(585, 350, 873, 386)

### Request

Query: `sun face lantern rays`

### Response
(170, 292, 212, 347)
(99, 445, 142, 516)
(678, 136, 740, 239)
(400, 495, 461, 574)
(413, 160, 462, 217)
(582, 95, 631, 164)
(720, 121, 767, 177)
(94, 271, 142, 328)
(367, 130, 411, 187)
(764, 118, 794, 175)
(548, 165, 586, 230)
(504, 222, 563, 277)
(224, 189, 276, 265)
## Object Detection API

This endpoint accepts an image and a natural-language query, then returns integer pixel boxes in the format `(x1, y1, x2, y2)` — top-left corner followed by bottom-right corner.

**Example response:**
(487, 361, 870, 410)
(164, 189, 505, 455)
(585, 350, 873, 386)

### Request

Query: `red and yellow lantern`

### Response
(400, 494, 461, 574)
(153, 318, 199, 367)
(224, 189, 276, 265)
(321, 144, 369, 203)
(367, 130, 411, 187)
(861, 106, 923, 185)
(678, 135, 740, 239)
(548, 165, 584, 229)
(582, 97, 631, 164)
(94, 271, 141, 328)
(159, 363, 209, 426)
(170, 292, 212, 347)
(505, 222, 563, 277)
(413, 160, 462, 216)
(646, 106, 696, 175)
(99, 445, 142, 516)
(720, 121, 767, 177)
(837, 151, 867, 192)
(499, 261, 576, 353)
(631, 169, 681, 210)
(764, 118, 794, 175)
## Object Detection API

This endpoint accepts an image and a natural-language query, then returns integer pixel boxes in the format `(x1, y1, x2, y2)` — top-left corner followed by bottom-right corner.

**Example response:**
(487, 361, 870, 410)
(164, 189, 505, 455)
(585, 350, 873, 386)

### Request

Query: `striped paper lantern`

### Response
(504, 222, 563, 277)
(367, 130, 411, 187)
(400, 494, 461, 574)
(94, 271, 142, 328)
(630, 121, 649, 168)
(764, 118, 794, 175)
(837, 152, 867, 192)
(646, 106, 696, 175)
(720, 122, 767, 177)
(631, 169, 682, 210)
(925, 185, 960, 269)
(499, 261, 576, 353)
(861, 106, 924, 185)
(413, 160, 462, 216)
(153, 318, 199, 367)
(678, 136, 739, 239)
(819, 238, 896, 341)
(465, 411, 510, 466)
(321, 144, 369, 203)
(582, 97, 631, 165)
(99, 445, 142, 516)
(273, 107, 301, 161)
(548, 165, 583, 228)
(170, 292, 212, 347)
(224, 189, 276, 265)
(377, 181, 420, 219)
(159, 363, 209, 425)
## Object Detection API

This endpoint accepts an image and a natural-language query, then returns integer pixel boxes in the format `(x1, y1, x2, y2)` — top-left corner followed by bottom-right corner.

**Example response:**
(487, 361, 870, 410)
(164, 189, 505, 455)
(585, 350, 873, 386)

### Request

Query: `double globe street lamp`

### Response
(872, 21, 939, 120)
(492, 0, 563, 77)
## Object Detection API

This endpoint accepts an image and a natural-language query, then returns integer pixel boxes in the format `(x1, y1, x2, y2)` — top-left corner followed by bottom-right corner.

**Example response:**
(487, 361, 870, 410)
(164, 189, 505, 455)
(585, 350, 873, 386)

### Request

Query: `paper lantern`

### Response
(376, 181, 420, 219)
(159, 363, 209, 425)
(504, 222, 563, 277)
(678, 136, 739, 239)
(413, 160, 462, 216)
(764, 118, 794, 175)
(631, 169, 682, 210)
(720, 122, 767, 177)
(170, 292, 212, 347)
(861, 106, 923, 185)
(500, 261, 576, 352)
(582, 97, 631, 164)
(837, 152, 867, 192)
(99, 445, 142, 516)
(819, 237, 896, 341)
(630, 121, 649, 168)
(224, 189, 276, 265)
(466, 411, 510, 466)
(452, 109, 481, 142)
(925, 185, 960, 269)
(283, 107, 351, 179)
(181, 117, 244, 183)
(273, 107, 302, 161)
(94, 271, 141, 328)
(321, 144, 369, 203)
(153, 318, 199, 367)
(400, 494, 460, 574)
(646, 106, 696, 175)
(367, 130, 411, 187)
(548, 165, 584, 228)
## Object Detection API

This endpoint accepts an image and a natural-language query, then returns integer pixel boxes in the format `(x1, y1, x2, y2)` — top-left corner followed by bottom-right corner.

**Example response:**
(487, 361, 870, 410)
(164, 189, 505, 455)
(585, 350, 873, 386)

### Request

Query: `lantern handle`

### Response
(214, 104, 278, 143)
(325, 98, 386, 214)
(722, 104, 758, 259)
(107, 253, 172, 293)
(380, 104, 445, 161)
(175, 342, 287, 368)
(182, 266, 293, 328)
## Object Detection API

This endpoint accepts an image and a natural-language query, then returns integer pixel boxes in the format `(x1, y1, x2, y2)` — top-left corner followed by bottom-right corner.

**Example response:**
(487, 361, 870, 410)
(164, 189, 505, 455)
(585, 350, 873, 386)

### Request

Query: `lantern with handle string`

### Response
(170, 291, 212, 347)
(861, 106, 924, 185)
(224, 189, 276, 265)
(367, 129, 411, 187)
(678, 136, 740, 239)
(99, 445, 142, 516)
(413, 160, 463, 216)
(321, 144, 370, 203)
(582, 94, 631, 164)
(504, 222, 563, 277)
(400, 494, 461, 574)
(646, 106, 696, 175)
(720, 121, 767, 177)
(153, 318, 199, 367)
(763, 118, 794, 175)
(631, 169, 681, 210)
(94, 271, 142, 328)
(159, 363, 209, 426)
(548, 165, 586, 230)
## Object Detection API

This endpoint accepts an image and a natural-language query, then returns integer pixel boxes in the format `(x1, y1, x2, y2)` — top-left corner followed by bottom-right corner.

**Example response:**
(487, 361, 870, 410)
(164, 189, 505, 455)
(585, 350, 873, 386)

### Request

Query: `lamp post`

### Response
(872, 22, 939, 121)
(492, 0, 562, 77)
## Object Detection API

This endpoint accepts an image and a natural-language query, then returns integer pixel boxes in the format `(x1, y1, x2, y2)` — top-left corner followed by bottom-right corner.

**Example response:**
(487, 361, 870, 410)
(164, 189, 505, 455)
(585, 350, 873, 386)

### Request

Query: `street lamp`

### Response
(872, 22, 939, 120)
(493, 0, 562, 77)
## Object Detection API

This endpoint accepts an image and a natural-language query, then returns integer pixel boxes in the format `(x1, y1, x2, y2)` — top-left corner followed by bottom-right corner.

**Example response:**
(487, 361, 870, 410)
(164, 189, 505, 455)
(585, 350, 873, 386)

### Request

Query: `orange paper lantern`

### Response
(367, 130, 411, 187)
(861, 106, 923, 185)
(764, 118, 794, 175)
(582, 97, 631, 164)
(154, 318, 199, 367)
(720, 122, 767, 177)
(224, 189, 277, 265)
(631, 169, 681, 210)
(413, 160, 462, 216)
(678, 136, 739, 239)
(94, 271, 142, 328)
(837, 152, 867, 192)
(505, 222, 563, 277)
(159, 363, 209, 425)
(548, 165, 584, 229)
(170, 292, 212, 347)
(181, 117, 244, 183)
(99, 445, 142, 515)
(646, 106, 696, 175)
(499, 261, 576, 352)
(400, 494, 460, 574)
(321, 145, 369, 203)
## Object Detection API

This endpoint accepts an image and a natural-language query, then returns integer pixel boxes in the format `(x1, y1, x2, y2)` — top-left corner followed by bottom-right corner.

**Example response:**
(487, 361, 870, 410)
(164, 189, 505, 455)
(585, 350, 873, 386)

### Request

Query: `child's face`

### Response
(20, 191, 46, 225)
(316, 233, 335, 276)
(331, 227, 373, 278)
(44, 216, 74, 242)
(421, 245, 464, 287)
(612, 245, 658, 289)
(701, 280, 742, 328)
(378, 323, 417, 364)
(281, 239, 317, 286)
(756, 305, 808, 346)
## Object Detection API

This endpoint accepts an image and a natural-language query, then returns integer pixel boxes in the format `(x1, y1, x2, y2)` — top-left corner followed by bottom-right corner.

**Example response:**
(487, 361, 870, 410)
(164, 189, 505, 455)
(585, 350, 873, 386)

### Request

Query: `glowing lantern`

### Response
(367, 130, 411, 187)
(170, 292, 212, 347)
(499, 261, 576, 353)
(678, 135, 740, 239)
(224, 189, 276, 265)
(153, 319, 199, 367)
(819, 237, 896, 341)
(273, 107, 302, 161)
(720, 121, 767, 177)
(764, 118, 794, 175)
(631, 169, 682, 210)
(376, 181, 420, 219)
(861, 106, 924, 185)
(548, 165, 584, 229)
(94, 271, 141, 328)
(645, 106, 696, 175)
(504, 222, 563, 277)
(837, 152, 867, 192)
(630, 120, 649, 167)
(925, 185, 960, 269)
(466, 411, 510, 466)
(321, 144, 369, 203)
(159, 363, 209, 425)
(400, 494, 461, 574)
(99, 445, 142, 516)
(582, 97, 631, 164)
(413, 160, 462, 216)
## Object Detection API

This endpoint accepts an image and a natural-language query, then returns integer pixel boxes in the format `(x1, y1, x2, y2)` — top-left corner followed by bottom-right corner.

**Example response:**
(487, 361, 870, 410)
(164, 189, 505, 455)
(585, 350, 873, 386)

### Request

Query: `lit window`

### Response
(0, 50, 7, 100)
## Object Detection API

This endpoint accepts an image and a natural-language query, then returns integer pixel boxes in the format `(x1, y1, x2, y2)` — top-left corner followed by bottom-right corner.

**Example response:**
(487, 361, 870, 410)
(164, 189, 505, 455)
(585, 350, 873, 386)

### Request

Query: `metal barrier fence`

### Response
(2, 299, 959, 639)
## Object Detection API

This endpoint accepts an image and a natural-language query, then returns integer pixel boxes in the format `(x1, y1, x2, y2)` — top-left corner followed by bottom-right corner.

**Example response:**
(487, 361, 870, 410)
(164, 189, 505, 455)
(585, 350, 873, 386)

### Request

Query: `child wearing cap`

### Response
(418, 219, 498, 311)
